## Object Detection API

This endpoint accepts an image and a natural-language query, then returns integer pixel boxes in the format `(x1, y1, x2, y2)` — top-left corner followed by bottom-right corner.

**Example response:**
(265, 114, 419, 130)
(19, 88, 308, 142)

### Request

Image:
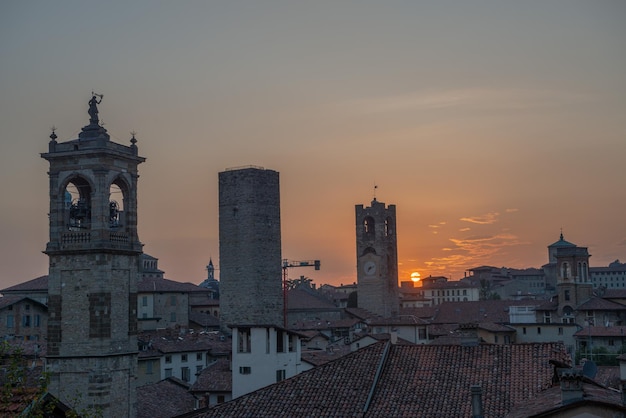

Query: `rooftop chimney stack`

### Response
(471, 385, 484, 418)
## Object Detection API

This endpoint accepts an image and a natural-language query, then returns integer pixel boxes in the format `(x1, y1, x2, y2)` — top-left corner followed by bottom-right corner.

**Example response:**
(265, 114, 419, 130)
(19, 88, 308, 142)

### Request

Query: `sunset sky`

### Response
(1, 1, 625, 289)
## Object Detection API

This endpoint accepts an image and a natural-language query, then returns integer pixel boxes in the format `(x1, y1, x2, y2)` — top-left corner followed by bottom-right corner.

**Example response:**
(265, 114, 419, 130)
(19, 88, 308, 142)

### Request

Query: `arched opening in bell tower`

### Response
(109, 181, 126, 228)
(363, 216, 375, 238)
(64, 177, 92, 230)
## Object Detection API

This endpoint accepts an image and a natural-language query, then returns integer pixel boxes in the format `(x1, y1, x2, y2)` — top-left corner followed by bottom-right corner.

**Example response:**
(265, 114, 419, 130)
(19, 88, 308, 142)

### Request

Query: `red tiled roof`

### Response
(137, 378, 196, 418)
(189, 312, 220, 328)
(577, 297, 626, 311)
(139, 329, 230, 355)
(287, 288, 338, 310)
(301, 345, 352, 366)
(432, 300, 545, 324)
(602, 289, 626, 299)
(574, 326, 626, 337)
(191, 342, 569, 418)
(505, 379, 625, 417)
(290, 318, 362, 331)
(367, 315, 429, 326)
(401, 306, 439, 320)
(138, 276, 205, 293)
(1, 275, 48, 293)
(191, 358, 232, 393)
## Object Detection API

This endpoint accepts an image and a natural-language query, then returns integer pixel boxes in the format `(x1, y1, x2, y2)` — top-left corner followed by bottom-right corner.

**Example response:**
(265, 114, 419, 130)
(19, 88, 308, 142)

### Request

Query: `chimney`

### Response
(470, 385, 484, 418)
(390, 331, 398, 345)
(559, 368, 583, 405)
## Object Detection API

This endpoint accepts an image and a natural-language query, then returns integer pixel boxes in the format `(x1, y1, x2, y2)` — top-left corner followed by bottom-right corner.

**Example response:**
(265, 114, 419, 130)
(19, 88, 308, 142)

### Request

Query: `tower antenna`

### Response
(373, 183, 378, 201)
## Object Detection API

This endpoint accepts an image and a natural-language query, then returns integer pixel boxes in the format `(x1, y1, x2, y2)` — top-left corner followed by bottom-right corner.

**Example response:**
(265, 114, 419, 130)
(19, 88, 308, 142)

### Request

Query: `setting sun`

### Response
(410, 271, 421, 282)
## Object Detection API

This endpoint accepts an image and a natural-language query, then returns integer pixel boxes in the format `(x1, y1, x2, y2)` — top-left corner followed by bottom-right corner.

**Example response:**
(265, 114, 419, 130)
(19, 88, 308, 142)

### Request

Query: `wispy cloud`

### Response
(460, 212, 499, 225)
(459, 227, 471, 232)
(340, 88, 591, 115)
(505, 208, 519, 213)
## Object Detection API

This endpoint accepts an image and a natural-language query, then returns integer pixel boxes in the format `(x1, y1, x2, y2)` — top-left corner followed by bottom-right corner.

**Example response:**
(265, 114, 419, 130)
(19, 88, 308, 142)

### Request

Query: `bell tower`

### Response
(355, 198, 399, 318)
(42, 95, 144, 417)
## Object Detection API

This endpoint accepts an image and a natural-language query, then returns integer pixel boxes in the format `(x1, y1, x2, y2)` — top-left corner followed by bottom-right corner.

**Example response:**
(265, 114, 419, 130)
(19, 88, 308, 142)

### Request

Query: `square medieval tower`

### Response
(355, 199, 400, 318)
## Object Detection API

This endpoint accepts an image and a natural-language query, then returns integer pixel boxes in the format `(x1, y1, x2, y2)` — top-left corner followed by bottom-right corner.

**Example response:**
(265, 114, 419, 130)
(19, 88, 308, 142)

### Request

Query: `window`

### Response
(165, 355, 172, 364)
(196, 365, 203, 374)
(564, 290, 570, 301)
(276, 369, 286, 382)
(34, 315, 41, 327)
(504, 335, 511, 344)
(537, 327, 541, 335)
(142, 296, 148, 307)
(6, 314, 14, 328)
(217, 395, 225, 404)
(238, 328, 251, 353)
(196, 352, 203, 361)
(494, 335, 499, 343)
(181, 354, 188, 362)
(25, 304, 30, 311)
(170, 295, 177, 306)
(543, 312, 551, 324)
(146, 361, 153, 375)
(170, 312, 176, 322)
(181, 367, 190, 382)
(22, 315, 31, 327)
(289, 334, 296, 352)
(522, 327, 527, 335)
(277, 329, 285, 353)
(165, 368, 172, 378)
(239, 366, 251, 375)
(418, 329, 427, 340)
(609, 339, 615, 346)
(558, 327, 563, 336)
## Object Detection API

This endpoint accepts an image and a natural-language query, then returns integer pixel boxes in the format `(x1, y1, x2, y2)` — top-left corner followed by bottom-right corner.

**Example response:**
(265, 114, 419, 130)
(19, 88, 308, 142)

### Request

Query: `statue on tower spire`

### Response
(88, 92, 103, 125)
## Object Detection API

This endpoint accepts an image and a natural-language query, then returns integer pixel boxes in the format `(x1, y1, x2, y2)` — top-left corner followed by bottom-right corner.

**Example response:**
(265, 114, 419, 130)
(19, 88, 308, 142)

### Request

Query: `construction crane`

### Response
(282, 259, 321, 327)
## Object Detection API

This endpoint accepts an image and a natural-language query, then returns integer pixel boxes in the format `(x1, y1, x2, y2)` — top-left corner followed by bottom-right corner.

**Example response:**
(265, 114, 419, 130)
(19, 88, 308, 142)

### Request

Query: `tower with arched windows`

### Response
(553, 234, 592, 319)
(42, 96, 144, 417)
(355, 199, 399, 318)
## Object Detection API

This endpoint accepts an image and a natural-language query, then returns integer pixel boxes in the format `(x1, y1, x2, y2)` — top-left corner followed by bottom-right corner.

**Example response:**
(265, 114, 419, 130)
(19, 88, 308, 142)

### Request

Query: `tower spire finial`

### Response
(373, 183, 378, 202)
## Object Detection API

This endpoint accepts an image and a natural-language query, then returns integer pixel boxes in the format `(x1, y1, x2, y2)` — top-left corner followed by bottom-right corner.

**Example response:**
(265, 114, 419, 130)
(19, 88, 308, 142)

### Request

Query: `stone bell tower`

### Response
(355, 198, 399, 318)
(42, 95, 144, 417)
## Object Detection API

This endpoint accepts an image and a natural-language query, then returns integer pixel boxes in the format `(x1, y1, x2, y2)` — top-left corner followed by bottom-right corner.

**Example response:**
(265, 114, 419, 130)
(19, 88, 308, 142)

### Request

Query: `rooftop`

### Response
(190, 342, 570, 418)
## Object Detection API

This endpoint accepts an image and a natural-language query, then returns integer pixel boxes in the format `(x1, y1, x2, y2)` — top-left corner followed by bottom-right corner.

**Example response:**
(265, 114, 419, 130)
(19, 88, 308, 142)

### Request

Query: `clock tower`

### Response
(355, 198, 399, 318)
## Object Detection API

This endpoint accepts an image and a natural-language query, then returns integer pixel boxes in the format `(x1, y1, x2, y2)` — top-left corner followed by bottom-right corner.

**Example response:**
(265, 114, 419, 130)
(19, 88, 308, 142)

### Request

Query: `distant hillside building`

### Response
(218, 167, 283, 330)
(355, 199, 399, 318)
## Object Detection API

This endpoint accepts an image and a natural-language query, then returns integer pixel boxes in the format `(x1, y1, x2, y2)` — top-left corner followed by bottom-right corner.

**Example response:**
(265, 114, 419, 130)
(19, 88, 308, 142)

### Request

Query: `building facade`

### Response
(41, 96, 142, 417)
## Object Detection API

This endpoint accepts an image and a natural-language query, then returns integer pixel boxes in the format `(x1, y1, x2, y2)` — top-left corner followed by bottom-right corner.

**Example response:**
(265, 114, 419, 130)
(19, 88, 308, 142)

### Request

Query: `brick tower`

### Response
(42, 95, 143, 417)
(218, 167, 283, 330)
(355, 198, 399, 318)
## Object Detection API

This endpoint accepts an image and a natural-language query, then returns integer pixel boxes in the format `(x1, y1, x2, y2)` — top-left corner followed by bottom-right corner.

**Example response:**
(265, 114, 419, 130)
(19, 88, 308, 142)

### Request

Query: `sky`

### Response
(1, 1, 625, 289)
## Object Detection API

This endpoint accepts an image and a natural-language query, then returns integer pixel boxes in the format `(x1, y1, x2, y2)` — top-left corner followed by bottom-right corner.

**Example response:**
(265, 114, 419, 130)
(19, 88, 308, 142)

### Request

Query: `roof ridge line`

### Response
(362, 341, 392, 415)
